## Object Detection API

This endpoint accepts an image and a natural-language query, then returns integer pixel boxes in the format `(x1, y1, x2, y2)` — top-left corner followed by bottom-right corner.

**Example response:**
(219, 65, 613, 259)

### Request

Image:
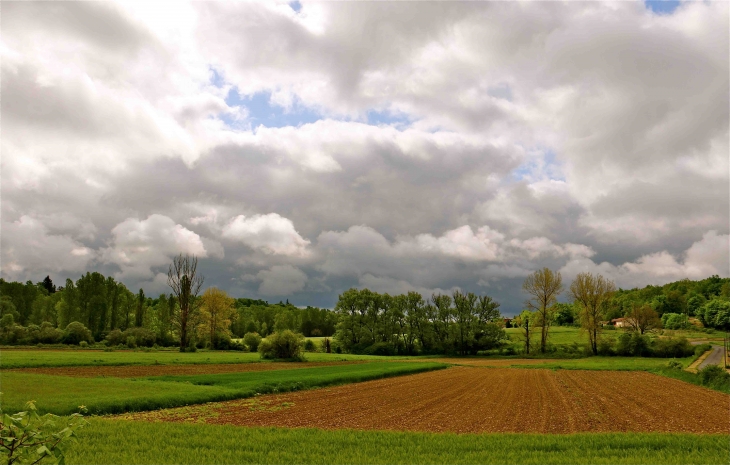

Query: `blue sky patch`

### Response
(512, 149, 565, 183)
(289, 1, 302, 13)
(366, 110, 412, 127)
(224, 88, 322, 129)
(644, 0, 681, 15)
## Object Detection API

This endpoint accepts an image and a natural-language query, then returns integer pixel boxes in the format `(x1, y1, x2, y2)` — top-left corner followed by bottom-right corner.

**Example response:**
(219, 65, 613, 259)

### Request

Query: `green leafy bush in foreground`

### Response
(0, 400, 87, 465)
(258, 330, 303, 360)
(66, 420, 729, 465)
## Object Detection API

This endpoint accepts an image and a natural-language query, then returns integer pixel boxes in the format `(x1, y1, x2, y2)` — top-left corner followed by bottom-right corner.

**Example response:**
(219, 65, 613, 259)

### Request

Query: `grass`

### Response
(0, 349, 407, 369)
(0, 362, 446, 415)
(65, 420, 730, 465)
(504, 326, 724, 347)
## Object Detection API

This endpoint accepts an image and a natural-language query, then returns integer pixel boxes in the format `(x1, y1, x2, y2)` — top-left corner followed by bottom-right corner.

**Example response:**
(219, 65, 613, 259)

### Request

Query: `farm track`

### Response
(10, 361, 364, 378)
(121, 367, 730, 434)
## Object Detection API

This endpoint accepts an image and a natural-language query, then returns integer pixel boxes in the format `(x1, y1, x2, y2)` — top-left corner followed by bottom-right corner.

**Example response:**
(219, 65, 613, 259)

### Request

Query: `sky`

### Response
(1, 0, 728, 315)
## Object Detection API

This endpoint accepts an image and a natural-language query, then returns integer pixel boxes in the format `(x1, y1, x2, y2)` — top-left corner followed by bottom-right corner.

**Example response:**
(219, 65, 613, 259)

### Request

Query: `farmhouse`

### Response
(612, 318, 631, 328)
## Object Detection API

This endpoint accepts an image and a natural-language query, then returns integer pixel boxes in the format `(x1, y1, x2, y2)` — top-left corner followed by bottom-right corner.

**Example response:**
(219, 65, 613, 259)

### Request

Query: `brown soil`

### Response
(11, 361, 363, 378)
(122, 367, 730, 434)
(423, 358, 563, 367)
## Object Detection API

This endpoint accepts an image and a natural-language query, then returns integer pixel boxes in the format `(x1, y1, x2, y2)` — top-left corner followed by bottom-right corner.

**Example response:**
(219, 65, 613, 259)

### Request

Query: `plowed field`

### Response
(123, 367, 730, 434)
(423, 358, 562, 366)
(13, 361, 363, 378)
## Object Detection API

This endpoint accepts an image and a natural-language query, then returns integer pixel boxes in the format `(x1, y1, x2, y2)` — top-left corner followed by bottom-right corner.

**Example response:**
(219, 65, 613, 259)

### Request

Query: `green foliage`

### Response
(697, 365, 730, 390)
(303, 339, 316, 352)
(61, 322, 93, 345)
(242, 332, 262, 352)
(334, 288, 504, 356)
(0, 399, 87, 465)
(615, 333, 651, 356)
(66, 420, 730, 465)
(258, 330, 303, 360)
(661, 313, 689, 330)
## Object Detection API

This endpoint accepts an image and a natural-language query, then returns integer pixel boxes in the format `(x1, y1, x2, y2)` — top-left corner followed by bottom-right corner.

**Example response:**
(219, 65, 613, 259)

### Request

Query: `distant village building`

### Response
(612, 317, 630, 328)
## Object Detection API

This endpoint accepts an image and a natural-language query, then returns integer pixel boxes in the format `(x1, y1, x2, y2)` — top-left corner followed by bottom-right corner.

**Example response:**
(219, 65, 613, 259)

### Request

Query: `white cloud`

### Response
(257, 265, 308, 295)
(222, 213, 310, 257)
(102, 214, 211, 280)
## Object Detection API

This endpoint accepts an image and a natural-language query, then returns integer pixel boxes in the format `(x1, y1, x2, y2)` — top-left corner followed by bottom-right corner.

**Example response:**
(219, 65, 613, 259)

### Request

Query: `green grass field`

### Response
(65, 420, 729, 465)
(0, 349, 406, 369)
(504, 326, 724, 347)
(1, 362, 446, 415)
(508, 356, 695, 371)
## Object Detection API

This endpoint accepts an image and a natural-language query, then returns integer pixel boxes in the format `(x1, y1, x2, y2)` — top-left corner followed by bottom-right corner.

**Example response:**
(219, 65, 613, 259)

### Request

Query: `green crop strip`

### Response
(66, 420, 729, 465)
(1, 362, 446, 415)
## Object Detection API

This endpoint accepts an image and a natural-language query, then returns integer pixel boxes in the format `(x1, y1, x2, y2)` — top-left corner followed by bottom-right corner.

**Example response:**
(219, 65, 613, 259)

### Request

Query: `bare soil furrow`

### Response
(121, 367, 730, 434)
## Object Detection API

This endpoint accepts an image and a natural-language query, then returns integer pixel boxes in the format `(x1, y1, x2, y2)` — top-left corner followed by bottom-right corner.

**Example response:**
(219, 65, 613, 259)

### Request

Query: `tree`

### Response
(569, 272, 616, 355)
(198, 287, 236, 348)
(135, 289, 146, 327)
(626, 303, 661, 334)
(41, 275, 56, 294)
(514, 310, 534, 354)
(523, 268, 563, 354)
(168, 254, 204, 352)
(452, 290, 477, 355)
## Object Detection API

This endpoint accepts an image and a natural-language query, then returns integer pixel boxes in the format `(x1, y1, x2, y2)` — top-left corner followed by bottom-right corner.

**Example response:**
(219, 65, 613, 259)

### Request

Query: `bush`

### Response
(666, 360, 683, 370)
(105, 329, 125, 346)
(79, 340, 88, 348)
(123, 327, 156, 347)
(363, 342, 397, 356)
(259, 330, 303, 360)
(694, 343, 713, 356)
(616, 332, 651, 357)
(126, 336, 137, 348)
(62, 322, 93, 345)
(243, 332, 262, 352)
(303, 339, 317, 352)
(698, 365, 730, 390)
(597, 339, 615, 356)
(37, 322, 63, 344)
(651, 337, 694, 358)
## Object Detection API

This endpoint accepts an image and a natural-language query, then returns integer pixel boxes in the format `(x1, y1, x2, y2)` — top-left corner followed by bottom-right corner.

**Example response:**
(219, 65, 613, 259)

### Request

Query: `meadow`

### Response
(65, 420, 730, 465)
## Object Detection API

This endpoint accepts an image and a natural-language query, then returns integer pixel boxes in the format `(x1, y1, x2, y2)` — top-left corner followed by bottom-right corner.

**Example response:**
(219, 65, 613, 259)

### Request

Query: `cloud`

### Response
(222, 213, 310, 257)
(559, 231, 729, 289)
(0, 216, 96, 281)
(257, 265, 308, 295)
(102, 214, 214, 281)
(1, 1, 727, 313)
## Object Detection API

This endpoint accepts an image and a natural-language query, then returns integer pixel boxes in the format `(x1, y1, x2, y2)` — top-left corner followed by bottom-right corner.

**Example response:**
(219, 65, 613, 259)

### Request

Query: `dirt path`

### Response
(122, 366, 730, 434)
(10, 361, 363, 378)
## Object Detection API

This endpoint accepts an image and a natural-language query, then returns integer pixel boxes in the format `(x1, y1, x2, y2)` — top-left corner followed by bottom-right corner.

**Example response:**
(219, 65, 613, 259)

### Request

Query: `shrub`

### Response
(616, 332, 651, 357)
(303, 339, 317, 352)
(126, 336, 137, 349)
(37, 322, 63, 344)
(79, 341, 88, 348)
(698, 365, 730, 390)
(694, 343, 713, 356)
(105, 329, 125, 346)
(597, 338, 615, 356)
(123, 327, 156, 347)
(651, 337, 694, 358)
(666, 360, 683, 370)
(62, 322, 93, 345)
(259, 330, 303, 360)
(363, 342, 396, 356)
(243, 332, 262, 352)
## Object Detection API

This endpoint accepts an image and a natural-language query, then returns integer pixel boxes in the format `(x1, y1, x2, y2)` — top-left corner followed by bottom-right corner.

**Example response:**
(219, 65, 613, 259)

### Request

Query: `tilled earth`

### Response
(422, 358, 563, 367)
(12, 361, 363, 378)
(122, 367, 730, 434)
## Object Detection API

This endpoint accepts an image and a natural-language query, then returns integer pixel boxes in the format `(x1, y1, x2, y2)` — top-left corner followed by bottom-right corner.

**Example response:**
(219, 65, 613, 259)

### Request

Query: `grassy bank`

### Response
(66, 420, 729, 465)
(1, 362, 446, 415)
(505, 356, 695, 371)
(0, 349, 403, 369)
